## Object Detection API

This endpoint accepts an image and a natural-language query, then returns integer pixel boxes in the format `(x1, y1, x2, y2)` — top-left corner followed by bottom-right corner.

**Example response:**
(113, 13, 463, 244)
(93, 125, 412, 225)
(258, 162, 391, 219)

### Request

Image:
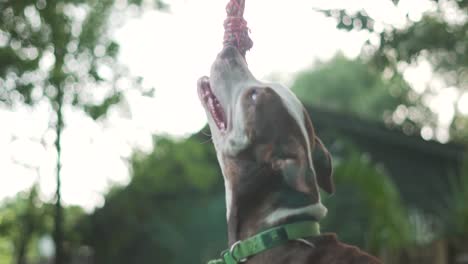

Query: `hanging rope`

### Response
(223, 0, 253, 58)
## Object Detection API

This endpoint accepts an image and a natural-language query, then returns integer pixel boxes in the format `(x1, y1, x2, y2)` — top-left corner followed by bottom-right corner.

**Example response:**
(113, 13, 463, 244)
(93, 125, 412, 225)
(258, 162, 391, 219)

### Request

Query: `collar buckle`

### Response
(230, 241, 248, 263)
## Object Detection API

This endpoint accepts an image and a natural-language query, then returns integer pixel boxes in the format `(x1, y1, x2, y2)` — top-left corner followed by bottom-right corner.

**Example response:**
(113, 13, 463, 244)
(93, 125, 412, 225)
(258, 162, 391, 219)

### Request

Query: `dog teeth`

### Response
(200, 85, 226, 131)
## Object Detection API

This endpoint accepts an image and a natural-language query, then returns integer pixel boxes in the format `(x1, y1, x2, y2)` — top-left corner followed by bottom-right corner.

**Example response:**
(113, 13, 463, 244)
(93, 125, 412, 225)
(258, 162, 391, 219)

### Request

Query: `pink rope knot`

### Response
(224, 0, 253, 58)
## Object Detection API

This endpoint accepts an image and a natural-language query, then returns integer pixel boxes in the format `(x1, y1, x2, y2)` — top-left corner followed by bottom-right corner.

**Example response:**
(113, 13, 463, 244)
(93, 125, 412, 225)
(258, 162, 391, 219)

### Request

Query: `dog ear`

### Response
(253, 120, 320, 202)
(312, 137, 335, 194)
(272, 149, 320, 203)
(303, 109, 335, 194)
(254, 141, 320, 201)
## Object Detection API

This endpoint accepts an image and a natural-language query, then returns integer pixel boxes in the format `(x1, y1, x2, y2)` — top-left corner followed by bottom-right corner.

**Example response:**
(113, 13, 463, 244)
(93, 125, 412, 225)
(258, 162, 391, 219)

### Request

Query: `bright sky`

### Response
(1, 0, 461, 211)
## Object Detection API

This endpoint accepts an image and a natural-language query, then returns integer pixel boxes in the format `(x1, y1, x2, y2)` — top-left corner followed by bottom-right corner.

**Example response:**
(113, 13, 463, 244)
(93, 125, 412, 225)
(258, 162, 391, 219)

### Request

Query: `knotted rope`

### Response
(223, 0, 253, 58)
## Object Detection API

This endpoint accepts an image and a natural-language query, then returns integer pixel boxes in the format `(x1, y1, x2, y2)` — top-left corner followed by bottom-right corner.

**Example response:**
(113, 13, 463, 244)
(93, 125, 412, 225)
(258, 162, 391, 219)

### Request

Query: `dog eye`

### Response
(250, 90, 257, 101)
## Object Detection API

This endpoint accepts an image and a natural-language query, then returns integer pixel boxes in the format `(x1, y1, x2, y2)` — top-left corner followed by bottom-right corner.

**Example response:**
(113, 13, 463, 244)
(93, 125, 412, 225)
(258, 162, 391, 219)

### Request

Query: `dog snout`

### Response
(219, 45, 240, 60)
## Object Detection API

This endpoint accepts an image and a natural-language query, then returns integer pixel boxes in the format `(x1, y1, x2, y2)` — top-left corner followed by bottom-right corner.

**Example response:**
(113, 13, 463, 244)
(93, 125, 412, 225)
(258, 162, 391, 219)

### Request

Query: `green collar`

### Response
(208, 221, 320, 264)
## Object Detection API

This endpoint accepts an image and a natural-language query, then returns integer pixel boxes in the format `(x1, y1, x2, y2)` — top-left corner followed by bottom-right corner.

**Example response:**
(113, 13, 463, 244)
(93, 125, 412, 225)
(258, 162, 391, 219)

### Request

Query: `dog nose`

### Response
(219, 45, 239, 59)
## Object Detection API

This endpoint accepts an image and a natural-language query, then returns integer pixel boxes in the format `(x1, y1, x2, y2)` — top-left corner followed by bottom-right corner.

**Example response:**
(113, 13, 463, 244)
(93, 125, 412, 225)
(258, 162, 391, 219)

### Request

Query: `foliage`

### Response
(322, 150, 411, 252)
(0, 0, 159, 114)
(318, 0, 468, 140)
(83, 136, 227, 264)
(292, 54, 412, 122)
(0, 186, 86, 263)
(441, 158, 468, 238)
(0, 236, 13, 264)
(130, 137, 221, 193)
(319, 0, 467, 86)
(0, 186, 44, 264)
(451, 115, 468, 143)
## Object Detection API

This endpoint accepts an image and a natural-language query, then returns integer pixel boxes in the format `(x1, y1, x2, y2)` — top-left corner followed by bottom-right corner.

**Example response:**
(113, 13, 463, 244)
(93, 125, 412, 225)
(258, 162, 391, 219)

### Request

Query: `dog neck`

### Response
(221, 156, 327, 246)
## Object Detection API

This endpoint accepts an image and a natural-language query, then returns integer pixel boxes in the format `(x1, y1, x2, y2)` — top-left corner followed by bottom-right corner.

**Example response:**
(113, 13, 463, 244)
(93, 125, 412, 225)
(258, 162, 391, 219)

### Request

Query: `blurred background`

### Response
(0, 0, 467, 263)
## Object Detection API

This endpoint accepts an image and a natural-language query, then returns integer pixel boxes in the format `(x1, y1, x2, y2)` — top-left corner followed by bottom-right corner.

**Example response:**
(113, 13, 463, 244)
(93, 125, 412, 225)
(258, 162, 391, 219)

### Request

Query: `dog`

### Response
(197, 45, 381, 264)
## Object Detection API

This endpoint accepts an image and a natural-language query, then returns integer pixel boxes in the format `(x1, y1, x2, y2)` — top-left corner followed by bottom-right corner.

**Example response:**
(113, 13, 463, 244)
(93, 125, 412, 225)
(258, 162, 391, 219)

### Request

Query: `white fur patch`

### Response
(224, 179, 233, 219)
(216, 152, 233, 220)
(224, 100, 250, 156)
(264, 203, 328, 225)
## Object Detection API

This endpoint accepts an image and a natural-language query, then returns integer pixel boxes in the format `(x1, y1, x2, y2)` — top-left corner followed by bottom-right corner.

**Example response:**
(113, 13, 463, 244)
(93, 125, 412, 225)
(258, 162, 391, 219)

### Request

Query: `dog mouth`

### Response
(197, 76, 227, 132)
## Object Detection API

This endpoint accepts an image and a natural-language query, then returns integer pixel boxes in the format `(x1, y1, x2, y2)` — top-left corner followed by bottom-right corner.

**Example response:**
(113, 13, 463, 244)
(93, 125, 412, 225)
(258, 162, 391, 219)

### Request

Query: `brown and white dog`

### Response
(197, 45, 381, 264)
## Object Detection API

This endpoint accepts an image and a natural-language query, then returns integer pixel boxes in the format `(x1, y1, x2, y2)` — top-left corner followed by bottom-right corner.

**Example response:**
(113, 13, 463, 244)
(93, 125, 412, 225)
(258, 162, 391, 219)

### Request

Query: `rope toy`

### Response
(223, 0, 253, 58)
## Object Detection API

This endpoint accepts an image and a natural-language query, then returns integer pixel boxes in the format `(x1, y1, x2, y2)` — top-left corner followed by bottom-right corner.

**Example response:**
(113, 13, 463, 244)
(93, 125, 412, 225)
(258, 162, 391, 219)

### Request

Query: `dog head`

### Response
(197, 46, 334, 218)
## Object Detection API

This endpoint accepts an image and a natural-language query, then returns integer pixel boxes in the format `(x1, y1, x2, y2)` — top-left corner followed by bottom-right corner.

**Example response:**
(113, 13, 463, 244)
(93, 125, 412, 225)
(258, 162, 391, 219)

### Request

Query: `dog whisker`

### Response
(201, 138, 213, 144)
(202, 130, 212, 137)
